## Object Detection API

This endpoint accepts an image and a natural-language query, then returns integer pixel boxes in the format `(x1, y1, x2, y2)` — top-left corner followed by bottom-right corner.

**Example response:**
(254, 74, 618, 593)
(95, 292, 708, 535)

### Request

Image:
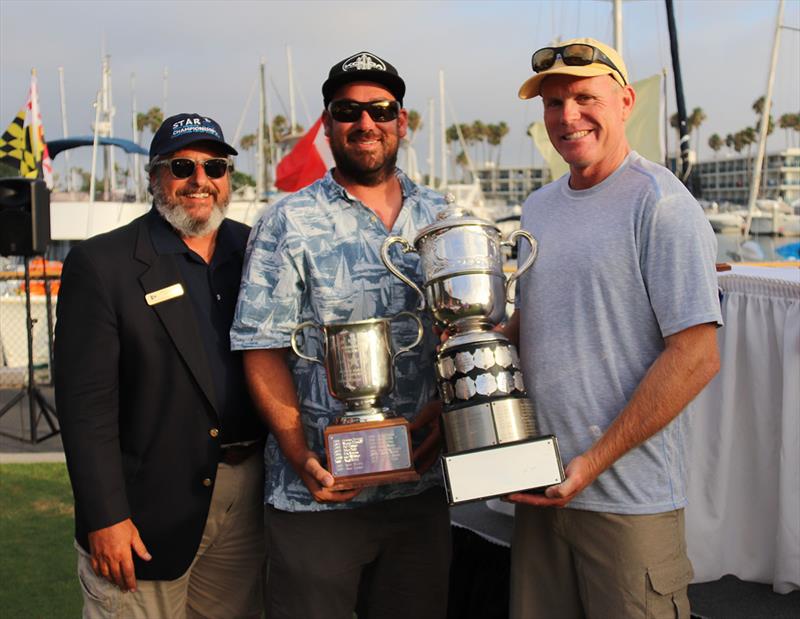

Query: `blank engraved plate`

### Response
(455, 351, 475, 374)
(494, 346, 512, 369)
(495, 371, 512, 394)
(441, 381, 454, 404)
(475, 373, 498, 396)
(492, 398, 537, 443)
(439, 356, 456, 379)
(472, 348, 495, 370)
(455, 377, 477, 400)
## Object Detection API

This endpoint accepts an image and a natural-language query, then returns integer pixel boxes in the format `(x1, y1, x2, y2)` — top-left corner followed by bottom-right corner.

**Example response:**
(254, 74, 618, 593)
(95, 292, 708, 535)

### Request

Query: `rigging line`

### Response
(296, 85, 313, 129)
(269, 75, 290, 120)
(232, 76, 258, 148)
(532, 0, 543, 46)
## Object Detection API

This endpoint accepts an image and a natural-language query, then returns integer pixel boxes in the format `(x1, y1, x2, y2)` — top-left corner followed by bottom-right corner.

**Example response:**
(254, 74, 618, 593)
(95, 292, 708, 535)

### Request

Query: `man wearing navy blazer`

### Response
(55, 113, 266, 619)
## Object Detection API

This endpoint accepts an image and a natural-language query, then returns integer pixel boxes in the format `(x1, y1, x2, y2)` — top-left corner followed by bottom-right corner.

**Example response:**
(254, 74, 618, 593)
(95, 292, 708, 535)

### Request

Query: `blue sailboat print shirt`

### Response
(231, 169, 446, 511)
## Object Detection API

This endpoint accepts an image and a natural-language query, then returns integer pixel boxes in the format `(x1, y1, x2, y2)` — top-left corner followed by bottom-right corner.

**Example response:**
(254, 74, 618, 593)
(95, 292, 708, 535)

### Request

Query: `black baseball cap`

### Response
(322, 52, 406, 107)
(149, 113, 238, 161)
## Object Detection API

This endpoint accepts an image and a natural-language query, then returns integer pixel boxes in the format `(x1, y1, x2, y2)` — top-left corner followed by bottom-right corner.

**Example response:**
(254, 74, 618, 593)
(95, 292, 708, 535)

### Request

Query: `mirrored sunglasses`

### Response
(328, 99, 401, 123)
(532, 44, 627, 85)
(153, 157, 232, 179)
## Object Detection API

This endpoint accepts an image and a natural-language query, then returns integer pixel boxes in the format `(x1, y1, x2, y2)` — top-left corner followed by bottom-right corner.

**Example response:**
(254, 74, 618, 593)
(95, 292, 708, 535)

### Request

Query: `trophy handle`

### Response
(390, 311, 424, 361)
(502, 229, 539, 304)
(381, 236, 426, 311)
(290, 321, 324, 364)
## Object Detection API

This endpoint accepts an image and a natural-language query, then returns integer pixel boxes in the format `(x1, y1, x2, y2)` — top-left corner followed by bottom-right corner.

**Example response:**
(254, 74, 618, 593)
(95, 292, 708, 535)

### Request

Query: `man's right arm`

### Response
(243, 348, 360, 503)
(54, 245, 150, 591)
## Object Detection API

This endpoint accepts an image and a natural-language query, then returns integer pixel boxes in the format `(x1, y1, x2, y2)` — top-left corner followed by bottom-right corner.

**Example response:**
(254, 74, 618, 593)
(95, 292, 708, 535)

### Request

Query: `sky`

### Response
(1, 0, 799, 184)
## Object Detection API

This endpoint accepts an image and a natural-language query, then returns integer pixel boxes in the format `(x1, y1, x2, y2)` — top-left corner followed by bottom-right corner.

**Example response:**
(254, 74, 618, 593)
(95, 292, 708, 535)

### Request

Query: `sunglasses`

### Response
(152, 157, 232, 179)
(532, 44, 627, 85)
(328, 99, 401, 123)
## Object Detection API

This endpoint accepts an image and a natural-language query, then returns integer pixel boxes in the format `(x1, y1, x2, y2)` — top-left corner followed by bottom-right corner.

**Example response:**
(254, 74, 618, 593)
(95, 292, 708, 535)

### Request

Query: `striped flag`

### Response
(0, 71, 54, 188)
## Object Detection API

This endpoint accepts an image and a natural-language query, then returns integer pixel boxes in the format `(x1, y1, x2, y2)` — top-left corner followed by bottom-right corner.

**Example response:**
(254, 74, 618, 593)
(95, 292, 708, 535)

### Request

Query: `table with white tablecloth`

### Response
(454, 264, 800, 596)
(685, 265, 800, 594)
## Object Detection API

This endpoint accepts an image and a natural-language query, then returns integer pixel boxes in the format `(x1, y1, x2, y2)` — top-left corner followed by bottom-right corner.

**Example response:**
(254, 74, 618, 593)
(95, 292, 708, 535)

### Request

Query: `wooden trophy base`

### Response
(325, 416, 420, 490)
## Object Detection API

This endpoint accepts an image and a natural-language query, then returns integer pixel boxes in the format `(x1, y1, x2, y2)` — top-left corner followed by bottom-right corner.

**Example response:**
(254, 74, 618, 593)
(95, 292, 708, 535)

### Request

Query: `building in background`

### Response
(673, 148, 800, 205)
(475, 164, 551, 205)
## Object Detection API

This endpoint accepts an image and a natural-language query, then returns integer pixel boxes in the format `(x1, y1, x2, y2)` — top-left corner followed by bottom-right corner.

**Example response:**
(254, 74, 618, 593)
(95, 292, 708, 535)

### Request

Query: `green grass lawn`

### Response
(0, 462, 82, 618)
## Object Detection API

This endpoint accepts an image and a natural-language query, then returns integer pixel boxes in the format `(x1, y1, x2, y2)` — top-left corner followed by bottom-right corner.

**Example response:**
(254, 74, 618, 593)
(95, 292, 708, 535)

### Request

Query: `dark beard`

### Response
(330, 134, 399, 187)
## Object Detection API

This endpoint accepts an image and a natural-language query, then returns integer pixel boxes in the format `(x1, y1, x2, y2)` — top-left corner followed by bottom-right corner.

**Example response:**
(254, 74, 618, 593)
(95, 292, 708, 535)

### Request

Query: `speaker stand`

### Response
(0, 258, 59, 443)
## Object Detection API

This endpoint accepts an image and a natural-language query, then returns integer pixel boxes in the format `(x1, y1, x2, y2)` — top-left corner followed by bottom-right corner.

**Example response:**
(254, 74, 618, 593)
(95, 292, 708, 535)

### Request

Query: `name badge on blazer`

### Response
(145, 283, 185, 306)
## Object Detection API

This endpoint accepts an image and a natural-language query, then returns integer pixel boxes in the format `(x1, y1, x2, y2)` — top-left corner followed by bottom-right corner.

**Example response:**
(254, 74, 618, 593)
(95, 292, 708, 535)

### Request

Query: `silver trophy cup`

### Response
(290, 312, 424, 488)
(382, 200, 564, 503)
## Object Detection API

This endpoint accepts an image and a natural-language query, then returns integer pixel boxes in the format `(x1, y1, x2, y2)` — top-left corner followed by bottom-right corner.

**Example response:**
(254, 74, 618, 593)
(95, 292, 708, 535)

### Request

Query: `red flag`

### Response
(275, 116, 327, 192)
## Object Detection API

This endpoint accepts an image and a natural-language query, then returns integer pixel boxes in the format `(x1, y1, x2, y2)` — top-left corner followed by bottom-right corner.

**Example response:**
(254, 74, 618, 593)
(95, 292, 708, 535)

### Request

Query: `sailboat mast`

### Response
(162, 67, 168, 117)
(439, 70, 447, 189)
(744, 0, 785, 237)
(665, 0, 690, 182)
(257, 61, 265, 200)
(131, 72, 142, 202)
(613, 0, 623, 57)
(57, 67, 72, 192)
(427, 97, 435, 188)
(287, 46, 297, 134)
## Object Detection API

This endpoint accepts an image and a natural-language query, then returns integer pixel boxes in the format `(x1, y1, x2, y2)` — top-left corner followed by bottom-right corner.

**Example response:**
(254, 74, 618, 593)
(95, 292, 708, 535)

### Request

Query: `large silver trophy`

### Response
(381, 201, 564, 504)
(291, 313, 423, 489)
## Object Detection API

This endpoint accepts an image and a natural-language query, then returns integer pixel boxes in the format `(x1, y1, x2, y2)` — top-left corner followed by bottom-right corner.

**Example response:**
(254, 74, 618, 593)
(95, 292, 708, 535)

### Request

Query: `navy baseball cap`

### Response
(322, 52, 405, 107)
(149, 113, 238, 160)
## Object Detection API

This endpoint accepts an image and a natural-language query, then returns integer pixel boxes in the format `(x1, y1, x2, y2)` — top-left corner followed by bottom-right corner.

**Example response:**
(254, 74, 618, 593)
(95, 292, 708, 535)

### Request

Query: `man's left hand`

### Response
(506, 454, 597, 508)
(410, 399, 443, 474)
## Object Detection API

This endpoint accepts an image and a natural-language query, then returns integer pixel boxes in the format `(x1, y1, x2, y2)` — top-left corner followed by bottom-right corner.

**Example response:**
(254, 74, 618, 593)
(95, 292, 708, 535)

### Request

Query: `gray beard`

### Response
(152, 185, 230, 238)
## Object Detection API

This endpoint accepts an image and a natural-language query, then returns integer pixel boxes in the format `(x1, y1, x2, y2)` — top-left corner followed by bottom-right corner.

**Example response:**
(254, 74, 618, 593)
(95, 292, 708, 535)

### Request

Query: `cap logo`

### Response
(342, 53, 386, 73)
(170, 117, 220, 140)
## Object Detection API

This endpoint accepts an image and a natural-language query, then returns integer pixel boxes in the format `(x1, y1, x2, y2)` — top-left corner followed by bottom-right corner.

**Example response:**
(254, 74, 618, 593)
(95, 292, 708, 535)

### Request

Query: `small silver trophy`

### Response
(382, 200, 564, 504)
(290, 312, 424, 489)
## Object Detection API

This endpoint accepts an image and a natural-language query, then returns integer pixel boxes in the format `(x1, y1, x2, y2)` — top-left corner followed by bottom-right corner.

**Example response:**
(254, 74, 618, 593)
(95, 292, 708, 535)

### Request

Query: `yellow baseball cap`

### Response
(518, 37, 629, 99)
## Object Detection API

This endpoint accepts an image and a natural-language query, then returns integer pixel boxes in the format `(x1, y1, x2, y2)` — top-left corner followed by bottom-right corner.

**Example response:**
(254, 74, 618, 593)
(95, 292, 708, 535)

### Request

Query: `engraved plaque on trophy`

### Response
(291, 313, 423, 489)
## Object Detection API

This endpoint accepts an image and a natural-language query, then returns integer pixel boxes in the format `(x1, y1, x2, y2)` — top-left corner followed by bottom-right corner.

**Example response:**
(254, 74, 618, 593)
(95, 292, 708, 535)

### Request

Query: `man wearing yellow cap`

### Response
(505, 38, 722, 617)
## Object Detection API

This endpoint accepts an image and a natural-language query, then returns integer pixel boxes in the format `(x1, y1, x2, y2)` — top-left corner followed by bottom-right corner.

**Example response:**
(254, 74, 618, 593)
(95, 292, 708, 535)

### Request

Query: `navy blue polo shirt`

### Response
(148, 209, 261, 444)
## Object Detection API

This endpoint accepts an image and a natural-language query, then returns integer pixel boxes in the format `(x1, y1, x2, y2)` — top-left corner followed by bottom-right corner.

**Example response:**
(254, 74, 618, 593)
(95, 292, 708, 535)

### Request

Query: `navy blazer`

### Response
(55, 211, 263, 580)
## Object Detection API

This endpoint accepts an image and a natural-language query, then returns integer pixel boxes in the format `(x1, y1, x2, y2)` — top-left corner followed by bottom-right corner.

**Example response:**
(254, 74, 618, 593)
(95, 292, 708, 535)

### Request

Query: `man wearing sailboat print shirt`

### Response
(505, 38, 723, 618)
(230, 52, 450, 619)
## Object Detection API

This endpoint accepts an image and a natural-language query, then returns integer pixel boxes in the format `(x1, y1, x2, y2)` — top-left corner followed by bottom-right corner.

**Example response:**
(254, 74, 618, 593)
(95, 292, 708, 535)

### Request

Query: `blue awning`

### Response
(47, 136, 148, 159)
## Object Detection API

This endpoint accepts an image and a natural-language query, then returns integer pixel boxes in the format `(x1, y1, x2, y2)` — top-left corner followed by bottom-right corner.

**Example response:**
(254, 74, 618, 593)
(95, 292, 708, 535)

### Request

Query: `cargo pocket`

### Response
(646, 555, 693, 618)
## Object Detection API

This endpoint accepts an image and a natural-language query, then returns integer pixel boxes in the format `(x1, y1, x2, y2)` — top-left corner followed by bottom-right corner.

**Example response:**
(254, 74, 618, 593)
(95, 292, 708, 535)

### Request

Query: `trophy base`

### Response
(442, 435, 565, 505)
(325, 417, 420, 490)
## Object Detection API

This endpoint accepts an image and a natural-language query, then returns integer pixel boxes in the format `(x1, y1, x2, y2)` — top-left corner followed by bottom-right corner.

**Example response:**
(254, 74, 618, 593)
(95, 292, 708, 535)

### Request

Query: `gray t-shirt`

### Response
(517, 151, 722, 514)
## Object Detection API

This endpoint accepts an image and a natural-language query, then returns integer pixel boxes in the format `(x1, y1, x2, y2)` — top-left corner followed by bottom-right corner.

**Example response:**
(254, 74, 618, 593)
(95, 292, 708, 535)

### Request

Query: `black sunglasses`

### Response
(153, 157, 232, 179)
(532, 44, 627, 85)
(328, 99, 401, 123)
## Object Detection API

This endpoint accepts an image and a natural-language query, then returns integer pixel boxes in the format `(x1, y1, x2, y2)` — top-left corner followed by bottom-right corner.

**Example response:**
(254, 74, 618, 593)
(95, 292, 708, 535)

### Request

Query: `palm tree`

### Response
(136, 107, 164, 141)
(688, 107, 706, 158)
(455, 150, 469, 181)
(407, 110, 422, 144)
(471, 120, 487, 165)
(708, 133, 723, 190)
(708, 133, 723, 154)
(487, 122, 509, 167)
(779, 113, 795, 148)
(240, 134, 257, 176)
